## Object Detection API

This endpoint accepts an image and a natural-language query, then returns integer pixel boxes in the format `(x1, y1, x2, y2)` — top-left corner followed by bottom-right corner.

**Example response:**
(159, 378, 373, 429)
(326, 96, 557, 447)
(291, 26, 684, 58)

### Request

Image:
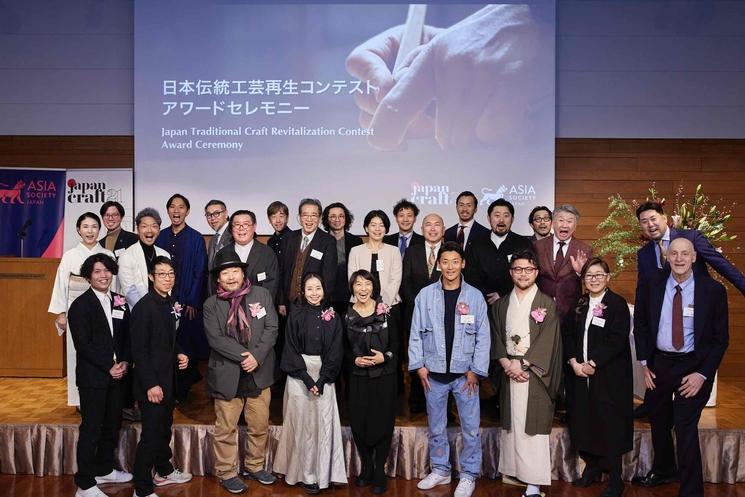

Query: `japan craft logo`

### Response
(409, 182, 451, 205)
(67, 179, 122, 204)
(0, 180, 26, 204)
(480, 184, 536, 206)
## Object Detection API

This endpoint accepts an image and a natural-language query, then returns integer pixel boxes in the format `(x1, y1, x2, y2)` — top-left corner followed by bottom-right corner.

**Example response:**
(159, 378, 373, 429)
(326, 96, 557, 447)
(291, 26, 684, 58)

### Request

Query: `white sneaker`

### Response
(416, 472, 451, 490)
(454, 478, 476, 497)
(75, 486, 108, 497)
(96, 469, 133, 484)
(153, 468, 192, 486)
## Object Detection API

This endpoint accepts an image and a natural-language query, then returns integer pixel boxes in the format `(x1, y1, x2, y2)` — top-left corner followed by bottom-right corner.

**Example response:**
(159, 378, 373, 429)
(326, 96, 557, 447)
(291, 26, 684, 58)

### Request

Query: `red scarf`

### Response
(217, 279, 252, 344)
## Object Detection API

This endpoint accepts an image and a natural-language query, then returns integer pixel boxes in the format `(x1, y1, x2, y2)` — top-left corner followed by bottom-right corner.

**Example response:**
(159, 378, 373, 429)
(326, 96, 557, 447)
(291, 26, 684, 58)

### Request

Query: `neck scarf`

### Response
(217, 278, 252, 344)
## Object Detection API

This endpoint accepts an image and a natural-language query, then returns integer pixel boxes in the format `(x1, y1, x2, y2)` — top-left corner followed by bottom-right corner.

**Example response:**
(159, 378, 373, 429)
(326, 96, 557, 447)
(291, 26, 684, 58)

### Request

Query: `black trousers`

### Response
(349, 373, 396, 487)
(75, 382, 124, 489)
(133, 400, 175, 497)
(647, 352, 713, 497)
(581, 451, 623, 488)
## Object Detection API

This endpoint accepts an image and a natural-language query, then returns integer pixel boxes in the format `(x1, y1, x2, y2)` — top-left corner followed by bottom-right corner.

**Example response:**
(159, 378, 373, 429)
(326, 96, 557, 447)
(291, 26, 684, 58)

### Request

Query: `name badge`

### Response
(684, 306, 694, 318)
(591, 316, 606, 327)
(112, 309, 125, 320)
(376, 259, 385, 271)
(256, 307, 267, 319)
(257, 272, 267, 282)
(310, 249, 323, 260)
(114, 248, 125, 258)
(460, 314, 475, 324)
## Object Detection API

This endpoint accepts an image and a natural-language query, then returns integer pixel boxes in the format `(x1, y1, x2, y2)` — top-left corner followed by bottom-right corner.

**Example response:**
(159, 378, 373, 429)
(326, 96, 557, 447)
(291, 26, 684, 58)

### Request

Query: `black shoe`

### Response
(220, 476, 248, 494)
(600, 482, 624, 497)
(302, 483, 320, 494)
(633, 403, 649, 419)
(372, 484, 387, 494)
(355, 477, 371, 487)
(631, 471, 678, 487)
(573, 467, 602, 487)
(241, 469, 276, 485)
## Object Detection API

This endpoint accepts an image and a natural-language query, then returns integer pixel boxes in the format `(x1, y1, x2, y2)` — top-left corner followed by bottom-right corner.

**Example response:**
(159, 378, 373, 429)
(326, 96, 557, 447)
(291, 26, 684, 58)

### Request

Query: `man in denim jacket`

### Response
(409, 241, 490, 497)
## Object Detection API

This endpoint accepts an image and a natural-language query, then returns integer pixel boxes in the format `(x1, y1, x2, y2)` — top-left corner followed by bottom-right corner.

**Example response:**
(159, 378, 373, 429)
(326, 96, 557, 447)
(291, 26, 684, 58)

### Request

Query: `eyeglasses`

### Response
(584, 273, 608, 281)
(300, 213, 319, 220)
(233, 223, 254, 231)
(103, 213, 121, 219)
(205, 209, 225, 219)
(510, 267, 537, 274)
(532, 216, 551, 223)
(153, 272, 176, 279)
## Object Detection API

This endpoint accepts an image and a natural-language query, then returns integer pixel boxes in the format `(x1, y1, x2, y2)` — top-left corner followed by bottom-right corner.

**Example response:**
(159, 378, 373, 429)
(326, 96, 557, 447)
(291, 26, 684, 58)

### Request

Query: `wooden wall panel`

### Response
(1, 136, 744, 376)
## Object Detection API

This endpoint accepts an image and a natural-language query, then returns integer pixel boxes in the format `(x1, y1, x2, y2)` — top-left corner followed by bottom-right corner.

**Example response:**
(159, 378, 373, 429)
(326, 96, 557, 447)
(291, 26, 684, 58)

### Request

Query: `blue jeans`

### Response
(425, 375, 482, 480)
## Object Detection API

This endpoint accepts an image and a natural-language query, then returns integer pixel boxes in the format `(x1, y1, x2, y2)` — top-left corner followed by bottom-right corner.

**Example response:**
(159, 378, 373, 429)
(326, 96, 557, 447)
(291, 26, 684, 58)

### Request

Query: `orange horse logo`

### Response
(0, 180, 25, 204)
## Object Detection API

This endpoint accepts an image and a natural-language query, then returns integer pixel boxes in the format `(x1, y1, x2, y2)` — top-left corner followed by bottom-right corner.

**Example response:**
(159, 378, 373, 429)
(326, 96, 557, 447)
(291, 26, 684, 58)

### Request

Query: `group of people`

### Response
(48, 190, 744, 497)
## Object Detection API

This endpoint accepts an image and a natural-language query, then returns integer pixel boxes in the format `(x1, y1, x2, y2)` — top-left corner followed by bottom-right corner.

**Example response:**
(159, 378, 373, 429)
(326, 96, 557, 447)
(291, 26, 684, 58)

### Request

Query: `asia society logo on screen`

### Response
(67, 179, 122, 204)
(1, 179, 58, 205)
(480, 185, 536, 206)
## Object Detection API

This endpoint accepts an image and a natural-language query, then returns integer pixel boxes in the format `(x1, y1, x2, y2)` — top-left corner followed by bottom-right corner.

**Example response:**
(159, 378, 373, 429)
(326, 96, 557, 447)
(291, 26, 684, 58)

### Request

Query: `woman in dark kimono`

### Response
(274, 273, 346, 494)
(565, 257, 632, 497)
(345, 270, 397, 494)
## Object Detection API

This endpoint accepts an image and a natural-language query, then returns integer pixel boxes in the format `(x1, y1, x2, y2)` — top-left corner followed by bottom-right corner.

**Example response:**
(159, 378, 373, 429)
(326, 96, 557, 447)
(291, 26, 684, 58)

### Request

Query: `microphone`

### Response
(17, 218, 32, 237)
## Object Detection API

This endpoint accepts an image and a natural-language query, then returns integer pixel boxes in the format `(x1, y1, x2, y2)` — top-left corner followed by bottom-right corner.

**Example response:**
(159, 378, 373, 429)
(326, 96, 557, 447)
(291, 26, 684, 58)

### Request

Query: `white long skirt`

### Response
(499, 378, 551, 486)
(273, 354, 347, 488)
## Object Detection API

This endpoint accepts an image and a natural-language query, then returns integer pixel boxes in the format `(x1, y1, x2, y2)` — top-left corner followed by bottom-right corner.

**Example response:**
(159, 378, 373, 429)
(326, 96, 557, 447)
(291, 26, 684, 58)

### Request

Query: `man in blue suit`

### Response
(632, 237, 729, 497)
(633, 201, 745, 419)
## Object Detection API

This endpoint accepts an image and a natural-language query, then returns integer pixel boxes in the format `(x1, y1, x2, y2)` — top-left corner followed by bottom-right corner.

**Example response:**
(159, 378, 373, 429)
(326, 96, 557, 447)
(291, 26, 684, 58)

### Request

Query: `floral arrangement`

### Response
(171, 302, 182, 318)
(457, 302, 470, 315)
(531, 307, 547, 323)
(376, 302, 390, 316)
(248, 303, 263, 318)
(594, 183, 737, 276)
(592, 303, 607, 318)
(113, 295, 126, 308)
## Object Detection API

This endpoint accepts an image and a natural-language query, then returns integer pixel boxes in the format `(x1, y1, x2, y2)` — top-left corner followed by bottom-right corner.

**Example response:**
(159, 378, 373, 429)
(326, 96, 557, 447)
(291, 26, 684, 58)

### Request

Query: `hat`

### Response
(211, 249, 247, 274)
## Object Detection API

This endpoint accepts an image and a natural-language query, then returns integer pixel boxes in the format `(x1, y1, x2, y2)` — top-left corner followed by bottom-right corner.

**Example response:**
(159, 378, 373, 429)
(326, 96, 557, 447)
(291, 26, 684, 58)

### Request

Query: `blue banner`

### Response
(0, 168, 66, 258)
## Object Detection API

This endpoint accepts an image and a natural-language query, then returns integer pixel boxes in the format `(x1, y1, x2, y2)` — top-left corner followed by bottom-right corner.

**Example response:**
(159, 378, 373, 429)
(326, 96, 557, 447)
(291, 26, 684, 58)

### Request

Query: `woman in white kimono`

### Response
(274, 273, 346, 494)
(48, 212, 114, 406)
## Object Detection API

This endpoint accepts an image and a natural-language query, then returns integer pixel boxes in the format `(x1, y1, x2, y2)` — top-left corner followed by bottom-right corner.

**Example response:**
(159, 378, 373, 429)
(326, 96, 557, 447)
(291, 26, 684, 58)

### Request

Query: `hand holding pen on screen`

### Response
(346, 4, 540, 151)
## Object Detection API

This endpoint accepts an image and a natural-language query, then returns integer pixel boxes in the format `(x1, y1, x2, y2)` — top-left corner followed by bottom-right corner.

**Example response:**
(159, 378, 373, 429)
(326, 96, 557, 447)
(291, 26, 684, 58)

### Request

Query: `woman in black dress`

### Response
(346, 270, 398, 494)
(565, 257, 632, 497)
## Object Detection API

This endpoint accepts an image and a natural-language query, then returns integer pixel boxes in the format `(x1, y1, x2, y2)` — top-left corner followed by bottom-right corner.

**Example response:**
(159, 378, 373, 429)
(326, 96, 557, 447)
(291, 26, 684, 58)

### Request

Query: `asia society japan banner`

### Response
(0, 168, 66, 258)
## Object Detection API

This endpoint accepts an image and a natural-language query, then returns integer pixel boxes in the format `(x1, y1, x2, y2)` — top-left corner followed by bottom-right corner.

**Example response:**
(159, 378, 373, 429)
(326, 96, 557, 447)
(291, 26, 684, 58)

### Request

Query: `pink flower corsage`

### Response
(113, 295, 126, 308)
(457, 302, 470, 315)
(531, 307, 547, 323)
(376, 302, 390, 316)
(320, 307, 336, 322)
(248, 303, 263, 318)
(592, 303, 607, 318)
(171, 302, 183, 319)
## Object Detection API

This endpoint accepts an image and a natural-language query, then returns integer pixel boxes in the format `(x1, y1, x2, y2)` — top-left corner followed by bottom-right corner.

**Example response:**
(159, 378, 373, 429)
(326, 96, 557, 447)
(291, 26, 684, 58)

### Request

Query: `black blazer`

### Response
(565, 289, 633, 456)
(464, 231, 532, 299)
(99, 229, 139, 256)
(444, 221, 490, 251)
(215, 242, 279, 299)
(68, 288, 131, 389)
(278, 229, 338, 305)
(401, 243, 441, 305)
(130, 290, 183, 402)
(332, 231, 363, 303)
(267, 226, 291, 260)
(383, 231, 424, 251)
(634, 271, 729, 380)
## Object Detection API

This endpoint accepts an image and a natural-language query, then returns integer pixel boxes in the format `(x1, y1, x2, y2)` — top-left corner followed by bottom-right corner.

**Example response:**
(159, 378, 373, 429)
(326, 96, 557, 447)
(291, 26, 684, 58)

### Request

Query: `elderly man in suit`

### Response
(214, 210, 279, 300)
(277, 198, 337, 315)
(632, 237, 729, 497)
(204, 250, 279, 493)
(444, 191, 490, 251)
(68, 253, 132, 497)
(205, 200, 232, 277)
(99, 201, 138, 259)
(534, 204, 591, 320)
(117, 208, 170, 306)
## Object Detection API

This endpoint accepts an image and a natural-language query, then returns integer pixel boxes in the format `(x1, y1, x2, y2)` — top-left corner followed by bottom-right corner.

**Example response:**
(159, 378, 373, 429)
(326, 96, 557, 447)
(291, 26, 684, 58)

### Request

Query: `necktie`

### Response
(657, 240, 666, 268)
(457, 225, 465, 249)
(427, 246, 436, 277)
(209, 231, 219, 262)
(398, 235, 407, 257)
(301, 236, 309, 253)
(554, 241, 566, 271)
(672, 284, 684, 350)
